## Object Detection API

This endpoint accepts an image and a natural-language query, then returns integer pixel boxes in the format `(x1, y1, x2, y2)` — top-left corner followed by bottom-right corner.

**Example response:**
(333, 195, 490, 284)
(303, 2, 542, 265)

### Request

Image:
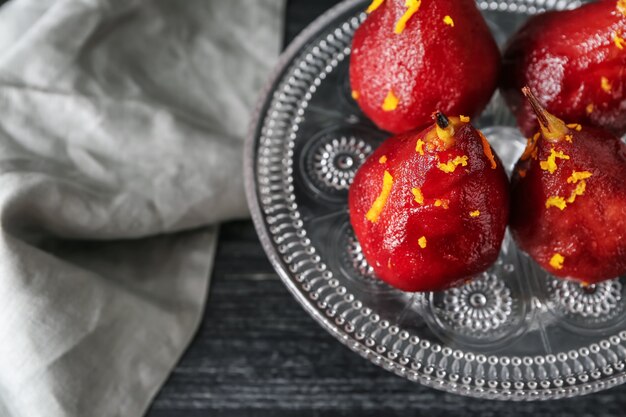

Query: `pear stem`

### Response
(432, 111, 455, 148)
(522, 87, 549, 128)
(521, 86, 569, 142)
(434, 111, 450, 129)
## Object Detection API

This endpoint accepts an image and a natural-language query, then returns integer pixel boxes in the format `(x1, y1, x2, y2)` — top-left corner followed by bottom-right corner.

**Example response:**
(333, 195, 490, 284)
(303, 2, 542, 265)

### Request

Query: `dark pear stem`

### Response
(434, 111, 450, 129)
(431, 111, 455, 148)
(521, 87, 549, 128)
(521, 86, 569, 142)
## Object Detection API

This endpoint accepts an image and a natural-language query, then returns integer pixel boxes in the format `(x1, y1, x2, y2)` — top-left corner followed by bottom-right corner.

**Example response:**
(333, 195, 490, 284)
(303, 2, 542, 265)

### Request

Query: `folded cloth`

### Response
(0, 0, 284, 416)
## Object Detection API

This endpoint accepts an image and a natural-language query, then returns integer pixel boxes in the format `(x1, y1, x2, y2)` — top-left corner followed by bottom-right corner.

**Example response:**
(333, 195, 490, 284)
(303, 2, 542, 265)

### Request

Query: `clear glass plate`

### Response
(244, 0, 626, 401)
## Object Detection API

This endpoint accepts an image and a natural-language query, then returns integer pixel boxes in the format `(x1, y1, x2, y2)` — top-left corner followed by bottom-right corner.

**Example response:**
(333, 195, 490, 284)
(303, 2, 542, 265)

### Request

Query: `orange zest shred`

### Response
(567, 171, 592, 184)
(567, 181, 587, 204)
(437, 155, 468, 173)
(546, 171, 592, 210)
(546, 196, 567, 210)
(415, 139, 425, 155)
(520, 133, 540, 161)
(549, 253, 565, 270)
(566, 123, 582, 131)
(545, 182, 588, 210)
(418, 236, 427, 249)
(379, 155, 388, 164)
(351, 90, 360, 100)
(614, 32, 625, 50)
(434, 199, 449, 209)
(460, 115, 470, 123)
(539, 148, 570, 174)
(366, 0, 385, 13)
(365, 170, 393, 223)
(478, 131, 497, 169)
(443, 15, 455, 27)
(411, 187, 424, 205)
(601, 77, 612, 93)
(382, 90, 399, 111)
(586, 103, 594, 114)
(469, 210, 480, 218)
(394, 0, 422, 34)
(565, 134, 573, 143)
(618, 0, 626, 17)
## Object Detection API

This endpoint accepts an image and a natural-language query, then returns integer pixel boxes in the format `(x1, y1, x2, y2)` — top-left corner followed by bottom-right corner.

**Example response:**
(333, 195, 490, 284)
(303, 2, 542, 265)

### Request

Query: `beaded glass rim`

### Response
(243, 0, 626, 401)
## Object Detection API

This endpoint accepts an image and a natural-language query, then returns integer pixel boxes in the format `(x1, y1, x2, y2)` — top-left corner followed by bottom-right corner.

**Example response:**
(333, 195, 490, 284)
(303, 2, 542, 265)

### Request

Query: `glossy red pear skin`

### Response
(348, 123, 509, 292)
(511, 127, 626, 283)
(350, 0, 500, 134)
(502, 1, 626, 137)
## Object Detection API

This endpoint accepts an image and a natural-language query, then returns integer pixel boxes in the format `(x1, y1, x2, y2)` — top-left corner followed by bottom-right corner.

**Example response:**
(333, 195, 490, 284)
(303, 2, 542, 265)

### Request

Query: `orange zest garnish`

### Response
(546, 171, 592, 210)
(478, 131, 497, 169)
(520, 132, 540, 161)
(546, 183, 588, 210)
(394, 0, 421, 34)
(418, 236, 427, 249)
(539, 148, 570, 174)
(618, 0, 626, 17)
(411, 187, 424, 205)
(549, 253, 565, 270)
(437, 155, 468, 173)
(567, 181, 587, 204)
(566, 123, 582, 131)
(569, 181, 585, 200)
(469, 210, 480, 218)
(379, 155, 388, 164)
(459, 115, 470, 123)
(415, 139, 425, 155)
(601, 77, 612, 93)
(351, 90, 360, 100)
(366, 0, 385, 13)
(434, 199, 449, 209)
(567, 171, 592, 184)
(546, 196, 567, 210)
(613, 32, 625, 50)
(366, 170, 393, 223)
(382, 90, 399, 111)
(443, 15, 455, 27)
(586, 103, 594, 115)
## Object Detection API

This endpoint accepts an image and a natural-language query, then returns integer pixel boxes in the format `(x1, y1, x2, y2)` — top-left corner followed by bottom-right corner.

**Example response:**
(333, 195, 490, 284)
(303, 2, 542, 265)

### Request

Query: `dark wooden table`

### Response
(147, 1, 626, 416)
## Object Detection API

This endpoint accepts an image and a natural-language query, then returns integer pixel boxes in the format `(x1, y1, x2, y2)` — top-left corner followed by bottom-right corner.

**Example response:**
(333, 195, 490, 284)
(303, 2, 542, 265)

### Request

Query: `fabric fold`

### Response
(0, 0, 285, 415)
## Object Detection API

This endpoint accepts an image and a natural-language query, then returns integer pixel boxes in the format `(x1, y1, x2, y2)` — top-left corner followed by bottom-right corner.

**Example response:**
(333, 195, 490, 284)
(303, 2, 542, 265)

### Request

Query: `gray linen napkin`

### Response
(0, 0, 284, 416)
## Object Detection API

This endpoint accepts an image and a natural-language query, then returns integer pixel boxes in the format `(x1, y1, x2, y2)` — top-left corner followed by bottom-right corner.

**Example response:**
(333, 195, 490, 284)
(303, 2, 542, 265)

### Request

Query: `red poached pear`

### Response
(502, 0, 626, 137)
(349, 113, 509, 292)
(350, 0, 500, 134)
(510, 88, 626, 284)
